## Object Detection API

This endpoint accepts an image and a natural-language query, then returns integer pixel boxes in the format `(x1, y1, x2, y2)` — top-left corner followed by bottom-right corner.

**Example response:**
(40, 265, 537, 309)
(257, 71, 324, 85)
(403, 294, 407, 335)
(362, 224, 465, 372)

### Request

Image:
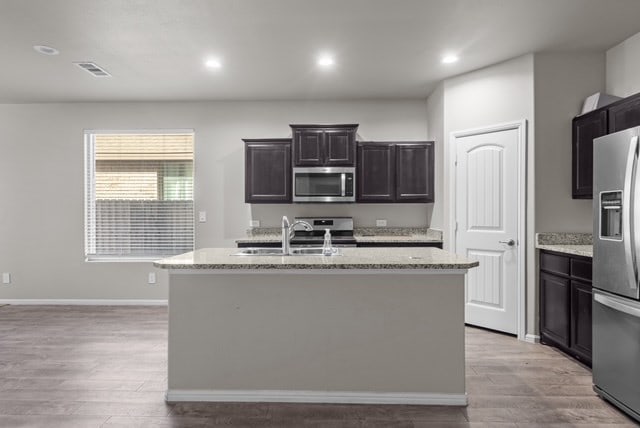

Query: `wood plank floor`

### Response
(0, 305, 636, 427)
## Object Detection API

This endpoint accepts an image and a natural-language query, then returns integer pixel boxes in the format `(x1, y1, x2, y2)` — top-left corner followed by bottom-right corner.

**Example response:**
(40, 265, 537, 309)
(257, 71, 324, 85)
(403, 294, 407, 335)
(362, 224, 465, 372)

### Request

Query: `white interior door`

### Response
(455, 125, 520, 334)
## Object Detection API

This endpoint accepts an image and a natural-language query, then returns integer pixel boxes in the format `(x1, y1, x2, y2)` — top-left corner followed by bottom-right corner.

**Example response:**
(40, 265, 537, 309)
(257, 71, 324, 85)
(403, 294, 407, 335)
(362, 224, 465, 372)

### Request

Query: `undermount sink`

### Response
(231, 247, 342, 256)
(232, 248, 286, 256)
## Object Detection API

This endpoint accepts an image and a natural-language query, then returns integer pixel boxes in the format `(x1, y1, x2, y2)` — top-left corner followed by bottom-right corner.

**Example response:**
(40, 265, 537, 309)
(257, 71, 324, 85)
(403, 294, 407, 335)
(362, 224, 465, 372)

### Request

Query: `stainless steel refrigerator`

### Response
(593, 126, 640, 422)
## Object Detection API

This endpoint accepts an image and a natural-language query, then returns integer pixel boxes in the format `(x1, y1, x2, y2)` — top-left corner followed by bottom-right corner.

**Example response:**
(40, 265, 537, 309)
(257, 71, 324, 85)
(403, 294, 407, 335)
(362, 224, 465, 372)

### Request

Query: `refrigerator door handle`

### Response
(623, 136, 639, 290)
(634, 135, 640, 291)
(595, 291, 640, 319)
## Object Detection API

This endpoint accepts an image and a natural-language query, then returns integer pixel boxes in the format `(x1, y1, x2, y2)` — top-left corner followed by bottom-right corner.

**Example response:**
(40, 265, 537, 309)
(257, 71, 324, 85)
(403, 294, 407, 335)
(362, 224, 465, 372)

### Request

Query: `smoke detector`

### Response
(74, 62, 111, 77)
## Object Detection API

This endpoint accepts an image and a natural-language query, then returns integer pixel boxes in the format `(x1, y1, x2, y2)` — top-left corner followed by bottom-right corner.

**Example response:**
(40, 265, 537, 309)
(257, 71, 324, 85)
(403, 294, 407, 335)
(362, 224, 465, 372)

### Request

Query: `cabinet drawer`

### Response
(540, 252, 570, 276)
(571, 258, 592, 282)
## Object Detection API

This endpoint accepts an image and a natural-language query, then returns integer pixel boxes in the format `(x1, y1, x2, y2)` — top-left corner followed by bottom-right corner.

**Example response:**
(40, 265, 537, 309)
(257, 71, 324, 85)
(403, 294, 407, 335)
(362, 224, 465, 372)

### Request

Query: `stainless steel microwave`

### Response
(293, 167, 355, 203)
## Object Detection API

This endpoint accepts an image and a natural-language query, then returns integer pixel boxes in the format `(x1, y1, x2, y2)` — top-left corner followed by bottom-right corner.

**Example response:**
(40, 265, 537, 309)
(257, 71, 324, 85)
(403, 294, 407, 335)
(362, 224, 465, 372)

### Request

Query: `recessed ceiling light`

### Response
(33, 45, 59, 56)
(205, 58, 222, 69)
(442, 54, 459, 64)
(317, 54, 335, 68)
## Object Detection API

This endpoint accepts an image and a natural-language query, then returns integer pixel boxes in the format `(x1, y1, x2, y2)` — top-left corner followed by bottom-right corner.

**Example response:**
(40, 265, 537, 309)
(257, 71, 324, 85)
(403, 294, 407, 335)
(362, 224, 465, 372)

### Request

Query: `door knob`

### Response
(499, 239, 516, 246)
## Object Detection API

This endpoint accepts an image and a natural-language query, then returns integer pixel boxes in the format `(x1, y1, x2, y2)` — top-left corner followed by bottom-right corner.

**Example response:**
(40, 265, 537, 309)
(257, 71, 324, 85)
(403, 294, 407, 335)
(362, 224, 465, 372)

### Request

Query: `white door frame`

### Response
(448, 120, 527, 341)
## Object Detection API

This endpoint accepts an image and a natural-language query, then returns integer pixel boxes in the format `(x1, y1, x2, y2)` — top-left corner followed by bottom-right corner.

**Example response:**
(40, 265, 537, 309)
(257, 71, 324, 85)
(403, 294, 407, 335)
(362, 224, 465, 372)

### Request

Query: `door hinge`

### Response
(454, 160, 458, 167)
(455, 221, 458, 232)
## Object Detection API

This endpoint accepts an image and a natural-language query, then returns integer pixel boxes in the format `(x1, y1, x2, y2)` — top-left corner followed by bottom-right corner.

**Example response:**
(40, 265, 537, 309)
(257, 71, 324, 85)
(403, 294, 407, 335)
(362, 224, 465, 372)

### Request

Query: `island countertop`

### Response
(154, 247, 479, 271)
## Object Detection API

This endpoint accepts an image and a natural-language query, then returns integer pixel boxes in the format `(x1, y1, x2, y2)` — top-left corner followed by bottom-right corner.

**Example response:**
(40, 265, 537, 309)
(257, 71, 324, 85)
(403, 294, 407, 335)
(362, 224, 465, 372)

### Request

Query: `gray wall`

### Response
(532, 52, 605, 335)
(436, 54, 536, 336)
(0, 100, 429, 300)
(534, 52, 604, 234)
(441, 54, 536, 253)
(425, 83, 445, 231)
(606, 31, 640, 97)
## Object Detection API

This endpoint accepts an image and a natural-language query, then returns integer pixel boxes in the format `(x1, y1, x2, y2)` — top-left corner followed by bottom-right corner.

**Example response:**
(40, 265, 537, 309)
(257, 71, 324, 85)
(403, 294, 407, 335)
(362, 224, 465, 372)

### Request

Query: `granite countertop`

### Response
(535, 232, 593, 258)
(154, 247, 478, 270)
(235, 227, 443, 244)
(536, 244, 593, 258)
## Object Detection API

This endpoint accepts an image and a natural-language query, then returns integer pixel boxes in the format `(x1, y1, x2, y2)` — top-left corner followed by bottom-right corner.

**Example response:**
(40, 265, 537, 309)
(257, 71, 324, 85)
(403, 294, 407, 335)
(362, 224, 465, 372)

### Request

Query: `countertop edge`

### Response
(153, 261, 479, 270)
(234, 237, 444, 244)
(536, 244, 593, 258)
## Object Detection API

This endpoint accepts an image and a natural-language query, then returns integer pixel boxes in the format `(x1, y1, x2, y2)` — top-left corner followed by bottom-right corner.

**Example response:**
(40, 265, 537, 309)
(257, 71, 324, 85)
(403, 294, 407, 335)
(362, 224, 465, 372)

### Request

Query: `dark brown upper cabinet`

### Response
(357, 141, 434, 203)
(572, 109, 608, 199)
(609, 92, 640, 133)
(243, 139, 291, 203)
(291, 124, 358, 166)
(572, 91, 640, 199)
(396, 143, 434, 202)
(357, 142, 395, 202)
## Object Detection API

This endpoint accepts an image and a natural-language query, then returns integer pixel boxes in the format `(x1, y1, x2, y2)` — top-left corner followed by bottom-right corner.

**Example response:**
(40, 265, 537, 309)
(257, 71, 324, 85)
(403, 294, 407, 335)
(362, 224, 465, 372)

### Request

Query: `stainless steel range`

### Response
(290, 217, 356, 247)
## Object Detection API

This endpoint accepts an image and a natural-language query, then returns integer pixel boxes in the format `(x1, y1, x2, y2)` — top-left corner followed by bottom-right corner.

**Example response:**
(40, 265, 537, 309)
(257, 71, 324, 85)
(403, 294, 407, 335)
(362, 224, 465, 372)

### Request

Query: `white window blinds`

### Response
(85, 131, 195, 260)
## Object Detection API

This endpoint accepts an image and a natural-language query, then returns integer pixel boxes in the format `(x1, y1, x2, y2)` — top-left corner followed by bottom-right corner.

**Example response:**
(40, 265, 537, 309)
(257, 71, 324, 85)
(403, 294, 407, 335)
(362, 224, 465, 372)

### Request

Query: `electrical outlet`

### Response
(148, 272, 157, 284)
(250, 220, 260, 227)
(198, 211, 207, 222)
(2, 273, 10, 284)
(376, 219, 387, 227)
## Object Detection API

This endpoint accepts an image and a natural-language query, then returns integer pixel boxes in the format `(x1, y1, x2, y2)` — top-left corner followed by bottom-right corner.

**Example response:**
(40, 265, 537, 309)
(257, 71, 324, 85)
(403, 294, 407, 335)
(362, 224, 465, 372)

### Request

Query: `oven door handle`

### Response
(341, 173, 346, 197)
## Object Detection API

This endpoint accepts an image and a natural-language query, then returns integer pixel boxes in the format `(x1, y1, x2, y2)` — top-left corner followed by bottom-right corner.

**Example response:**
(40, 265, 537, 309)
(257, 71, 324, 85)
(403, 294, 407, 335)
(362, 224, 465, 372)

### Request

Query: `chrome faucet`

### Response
(281, 216, 313, 255)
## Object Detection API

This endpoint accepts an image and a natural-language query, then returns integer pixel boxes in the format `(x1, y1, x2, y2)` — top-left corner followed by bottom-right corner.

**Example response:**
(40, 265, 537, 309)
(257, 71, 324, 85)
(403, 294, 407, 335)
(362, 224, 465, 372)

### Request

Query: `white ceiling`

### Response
(1, 0, 640, 103)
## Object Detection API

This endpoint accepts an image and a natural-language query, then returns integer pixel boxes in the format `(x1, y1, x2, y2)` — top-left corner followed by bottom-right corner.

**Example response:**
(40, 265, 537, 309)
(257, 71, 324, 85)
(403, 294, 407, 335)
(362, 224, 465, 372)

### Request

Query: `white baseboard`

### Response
(165, 389, 468, 406)
(0, 299, 167, 306)
(525, 334, 540, 343)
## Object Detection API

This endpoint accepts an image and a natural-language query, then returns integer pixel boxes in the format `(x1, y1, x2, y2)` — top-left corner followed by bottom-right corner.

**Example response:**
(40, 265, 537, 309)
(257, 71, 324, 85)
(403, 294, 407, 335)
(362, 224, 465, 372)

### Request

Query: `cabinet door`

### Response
(570, 280, 593, 364)
(609, 94, 640, 133)
(572, 110, 607, 199)
(324, 128, 356, 166)
(540, 271, 570, 348)
(396, 142, 434, 202)
(357, 143, 395, 202)
(245, 141, 291, 203)
(293, 129, 324, 166)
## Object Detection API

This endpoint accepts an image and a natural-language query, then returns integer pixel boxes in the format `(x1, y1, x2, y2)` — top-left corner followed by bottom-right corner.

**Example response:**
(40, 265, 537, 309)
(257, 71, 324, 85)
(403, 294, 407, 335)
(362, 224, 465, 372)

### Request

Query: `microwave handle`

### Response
(341, 173, 346, 197)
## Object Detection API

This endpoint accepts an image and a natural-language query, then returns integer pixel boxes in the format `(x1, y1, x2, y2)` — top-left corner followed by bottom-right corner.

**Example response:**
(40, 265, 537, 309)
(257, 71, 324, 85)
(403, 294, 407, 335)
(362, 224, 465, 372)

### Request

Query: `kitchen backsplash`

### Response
(248, 203, 434, 228)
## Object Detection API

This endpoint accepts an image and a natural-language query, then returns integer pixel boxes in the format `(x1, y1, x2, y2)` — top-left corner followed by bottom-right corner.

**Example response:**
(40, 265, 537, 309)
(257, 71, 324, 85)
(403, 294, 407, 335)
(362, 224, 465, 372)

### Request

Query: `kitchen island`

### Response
(154, 247, 478, 406)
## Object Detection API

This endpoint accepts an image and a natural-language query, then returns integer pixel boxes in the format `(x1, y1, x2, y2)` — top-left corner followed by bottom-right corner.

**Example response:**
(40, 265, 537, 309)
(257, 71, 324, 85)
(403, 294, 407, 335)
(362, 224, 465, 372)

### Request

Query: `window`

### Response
(84, 131, 195, 260)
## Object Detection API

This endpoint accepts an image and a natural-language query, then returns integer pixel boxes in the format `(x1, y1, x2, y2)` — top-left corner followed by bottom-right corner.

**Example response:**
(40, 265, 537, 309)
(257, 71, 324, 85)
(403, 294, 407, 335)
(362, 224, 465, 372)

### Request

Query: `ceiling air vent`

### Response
(74, 62, 111, 77)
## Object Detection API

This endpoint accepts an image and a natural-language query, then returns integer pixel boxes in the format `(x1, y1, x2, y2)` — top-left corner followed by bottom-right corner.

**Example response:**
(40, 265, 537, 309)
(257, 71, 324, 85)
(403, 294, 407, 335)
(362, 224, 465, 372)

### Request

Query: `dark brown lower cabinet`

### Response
(539, 250, 592, 366)
(570, 279, 593, 362)
(540, 271, 570, 347)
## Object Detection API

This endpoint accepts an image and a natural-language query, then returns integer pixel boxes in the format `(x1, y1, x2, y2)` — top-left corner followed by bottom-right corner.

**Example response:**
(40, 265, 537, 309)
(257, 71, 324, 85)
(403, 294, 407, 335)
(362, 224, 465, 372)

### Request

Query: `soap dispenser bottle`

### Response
(322, 228, 333, 256)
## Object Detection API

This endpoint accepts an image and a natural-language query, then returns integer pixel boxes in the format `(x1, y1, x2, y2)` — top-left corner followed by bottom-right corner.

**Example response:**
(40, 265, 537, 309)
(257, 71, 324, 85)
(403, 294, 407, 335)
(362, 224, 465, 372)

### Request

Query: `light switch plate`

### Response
(198, 211, 207, 222)
(376, 219, 387, 227)
(148, 272, 157, 284)
(2, 273, 10, 284)
(250, 220, 260, 227)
